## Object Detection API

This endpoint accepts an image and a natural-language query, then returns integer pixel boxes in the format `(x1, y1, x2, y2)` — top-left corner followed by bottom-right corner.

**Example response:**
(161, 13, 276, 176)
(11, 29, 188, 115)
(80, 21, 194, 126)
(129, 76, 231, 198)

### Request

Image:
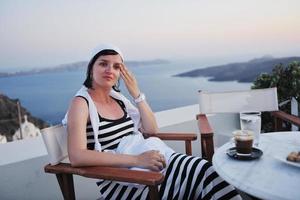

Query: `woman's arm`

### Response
(67, 97, 163, 170)
(135, 99, 158, 135)
(120, 65, 158, 134)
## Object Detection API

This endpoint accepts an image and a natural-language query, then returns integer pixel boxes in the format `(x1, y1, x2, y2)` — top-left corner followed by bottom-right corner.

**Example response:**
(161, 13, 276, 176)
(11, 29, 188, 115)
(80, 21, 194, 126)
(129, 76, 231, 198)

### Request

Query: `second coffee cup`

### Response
(233, 130, 254, 156)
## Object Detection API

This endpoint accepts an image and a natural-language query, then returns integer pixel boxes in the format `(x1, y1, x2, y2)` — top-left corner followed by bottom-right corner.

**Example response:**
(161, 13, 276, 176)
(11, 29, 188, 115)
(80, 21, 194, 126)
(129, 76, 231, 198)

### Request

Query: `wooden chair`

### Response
(41, 124, 197, 200)
(197, 87, 300, 162)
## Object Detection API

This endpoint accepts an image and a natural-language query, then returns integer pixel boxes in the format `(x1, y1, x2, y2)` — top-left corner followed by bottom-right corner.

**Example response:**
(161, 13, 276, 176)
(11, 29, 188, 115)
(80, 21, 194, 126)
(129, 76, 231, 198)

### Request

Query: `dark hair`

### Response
(83, 49, 121, 92)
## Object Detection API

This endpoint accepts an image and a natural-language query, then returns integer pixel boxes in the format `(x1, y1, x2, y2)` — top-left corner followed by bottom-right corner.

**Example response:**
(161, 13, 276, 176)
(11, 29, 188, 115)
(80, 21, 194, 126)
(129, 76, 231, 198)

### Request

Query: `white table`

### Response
(213, 131, 300, 200)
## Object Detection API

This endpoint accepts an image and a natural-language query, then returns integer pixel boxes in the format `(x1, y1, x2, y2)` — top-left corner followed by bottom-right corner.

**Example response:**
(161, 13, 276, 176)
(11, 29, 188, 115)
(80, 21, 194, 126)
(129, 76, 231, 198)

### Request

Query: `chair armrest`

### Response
(154, 132, 197, 141)
(151, 132, 197, 155)
(196, 114, 214, 162)
(45, 163, 164, 186)
(271, 111, 300, 127)
(196, 114, 213, 136)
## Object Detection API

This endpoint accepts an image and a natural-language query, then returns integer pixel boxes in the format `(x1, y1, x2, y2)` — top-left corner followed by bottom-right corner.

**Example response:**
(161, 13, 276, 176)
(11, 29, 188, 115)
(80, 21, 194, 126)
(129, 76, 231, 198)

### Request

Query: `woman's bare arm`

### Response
(67, 97, 163, 170)
(135, 100, 158, 135)
(120, 64, 158, 134)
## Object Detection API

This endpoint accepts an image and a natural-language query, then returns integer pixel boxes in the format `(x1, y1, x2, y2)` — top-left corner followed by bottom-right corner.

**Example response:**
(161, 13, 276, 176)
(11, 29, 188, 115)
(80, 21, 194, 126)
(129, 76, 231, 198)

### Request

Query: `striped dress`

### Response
(82, 96, 241, 200)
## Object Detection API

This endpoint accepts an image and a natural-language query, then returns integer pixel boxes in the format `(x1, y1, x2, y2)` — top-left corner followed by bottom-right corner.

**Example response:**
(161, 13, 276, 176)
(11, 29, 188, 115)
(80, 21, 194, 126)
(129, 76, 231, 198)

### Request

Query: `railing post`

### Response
(17, 101, 23, 139)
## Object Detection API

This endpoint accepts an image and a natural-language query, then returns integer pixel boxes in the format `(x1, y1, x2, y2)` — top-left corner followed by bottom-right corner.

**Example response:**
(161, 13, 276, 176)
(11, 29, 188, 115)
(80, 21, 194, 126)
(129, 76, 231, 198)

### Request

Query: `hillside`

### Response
(0, 59, 169, 78)
(0, 93, 49, 141)
(174, 56, 300, 83)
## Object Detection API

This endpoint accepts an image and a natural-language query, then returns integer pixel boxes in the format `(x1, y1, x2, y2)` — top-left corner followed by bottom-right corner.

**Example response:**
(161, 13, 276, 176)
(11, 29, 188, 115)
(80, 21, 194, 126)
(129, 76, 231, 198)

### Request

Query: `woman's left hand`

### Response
(120, 64, 140, 98)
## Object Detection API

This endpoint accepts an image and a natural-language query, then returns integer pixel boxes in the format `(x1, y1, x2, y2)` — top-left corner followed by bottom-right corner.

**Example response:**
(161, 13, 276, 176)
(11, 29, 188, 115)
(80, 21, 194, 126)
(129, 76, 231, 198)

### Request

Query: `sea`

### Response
(0, 61, 251, 125)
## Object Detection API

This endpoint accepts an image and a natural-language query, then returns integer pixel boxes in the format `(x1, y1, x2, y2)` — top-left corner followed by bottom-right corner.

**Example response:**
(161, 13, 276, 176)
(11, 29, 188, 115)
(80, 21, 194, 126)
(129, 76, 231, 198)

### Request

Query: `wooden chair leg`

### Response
(148, 185, 159, 200)
(274, 116, 283, 131)
(201, 134, 214, 162)
(56, 173, 75, 200)
(185, 141, 192, 155)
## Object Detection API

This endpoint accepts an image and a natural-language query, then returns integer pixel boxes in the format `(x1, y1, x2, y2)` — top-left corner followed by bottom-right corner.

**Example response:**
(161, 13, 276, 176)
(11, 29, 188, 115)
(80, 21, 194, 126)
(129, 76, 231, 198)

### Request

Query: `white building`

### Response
(0, 134, 7, 143)
(13, 115, 41, 140)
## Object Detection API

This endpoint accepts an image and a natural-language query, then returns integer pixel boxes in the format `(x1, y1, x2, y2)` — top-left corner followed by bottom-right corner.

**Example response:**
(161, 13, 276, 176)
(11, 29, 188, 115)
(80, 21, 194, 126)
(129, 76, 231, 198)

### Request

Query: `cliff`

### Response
(174, 56, 300, 83)
(0, 93, 49, 141)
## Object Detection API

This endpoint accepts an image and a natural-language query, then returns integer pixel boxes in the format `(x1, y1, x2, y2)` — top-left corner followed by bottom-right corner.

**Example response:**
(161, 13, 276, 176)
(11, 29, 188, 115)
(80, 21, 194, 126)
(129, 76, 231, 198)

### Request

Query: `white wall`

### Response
(0, 104, 200, 199)
(0, 137, 98, 200)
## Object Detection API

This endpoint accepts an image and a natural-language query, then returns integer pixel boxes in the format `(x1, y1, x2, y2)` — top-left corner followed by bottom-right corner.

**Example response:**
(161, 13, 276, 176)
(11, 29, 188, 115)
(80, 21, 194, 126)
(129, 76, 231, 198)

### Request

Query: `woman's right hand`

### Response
(136, 150, 166, 172)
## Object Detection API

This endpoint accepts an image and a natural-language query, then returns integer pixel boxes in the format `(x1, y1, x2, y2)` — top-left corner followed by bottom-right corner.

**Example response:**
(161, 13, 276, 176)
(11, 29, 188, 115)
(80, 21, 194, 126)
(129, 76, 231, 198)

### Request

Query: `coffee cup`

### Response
(233, 130, 254, 156)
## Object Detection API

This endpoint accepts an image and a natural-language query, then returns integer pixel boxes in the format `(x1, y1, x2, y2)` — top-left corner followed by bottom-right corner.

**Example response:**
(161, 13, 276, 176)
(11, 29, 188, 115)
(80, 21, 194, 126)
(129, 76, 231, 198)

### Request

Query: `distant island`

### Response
(0, 59, 169, 78)
(174, 56, 300, 83)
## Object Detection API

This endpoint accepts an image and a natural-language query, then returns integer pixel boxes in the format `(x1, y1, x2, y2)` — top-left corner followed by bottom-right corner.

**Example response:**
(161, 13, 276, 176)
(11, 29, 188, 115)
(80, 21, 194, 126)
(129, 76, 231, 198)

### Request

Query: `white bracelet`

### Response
(134, 93, 146, 103)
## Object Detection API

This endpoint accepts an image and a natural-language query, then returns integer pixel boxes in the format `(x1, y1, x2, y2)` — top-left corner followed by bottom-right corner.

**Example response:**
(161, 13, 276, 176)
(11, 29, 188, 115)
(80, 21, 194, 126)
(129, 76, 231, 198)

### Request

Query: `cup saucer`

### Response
(226, 147, 263, 160)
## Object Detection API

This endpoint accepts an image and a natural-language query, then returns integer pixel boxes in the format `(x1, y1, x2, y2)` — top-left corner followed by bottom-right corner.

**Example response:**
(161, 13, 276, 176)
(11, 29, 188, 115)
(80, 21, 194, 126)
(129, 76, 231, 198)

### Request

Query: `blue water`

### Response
(0, 62, 251, 125)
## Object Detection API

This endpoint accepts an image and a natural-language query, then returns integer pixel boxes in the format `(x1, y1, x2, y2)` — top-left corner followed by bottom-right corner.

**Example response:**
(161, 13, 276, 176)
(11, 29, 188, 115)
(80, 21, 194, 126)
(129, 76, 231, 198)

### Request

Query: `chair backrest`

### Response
(198, 88, 279, 148)
(199, 87, 279, 114)
(41, 124, 69, 165)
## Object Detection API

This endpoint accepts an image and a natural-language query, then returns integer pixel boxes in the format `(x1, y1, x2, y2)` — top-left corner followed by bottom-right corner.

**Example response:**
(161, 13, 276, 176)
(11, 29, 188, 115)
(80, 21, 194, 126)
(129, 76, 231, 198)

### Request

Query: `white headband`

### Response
(90, 44, 124, 61)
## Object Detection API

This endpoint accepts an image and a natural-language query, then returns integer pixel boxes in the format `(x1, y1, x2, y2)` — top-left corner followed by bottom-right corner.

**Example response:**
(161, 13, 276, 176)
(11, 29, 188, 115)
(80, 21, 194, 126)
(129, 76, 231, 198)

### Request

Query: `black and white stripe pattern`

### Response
(81, 96, 240, 199)
(86, 115, 134, 150)
(85, 98, 134, 151)
(97, 153, 241, 200)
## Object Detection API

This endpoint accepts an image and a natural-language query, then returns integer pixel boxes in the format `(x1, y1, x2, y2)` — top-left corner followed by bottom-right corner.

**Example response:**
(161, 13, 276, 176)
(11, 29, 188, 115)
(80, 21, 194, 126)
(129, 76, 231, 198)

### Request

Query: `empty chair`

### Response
(197, 87, 300, 162)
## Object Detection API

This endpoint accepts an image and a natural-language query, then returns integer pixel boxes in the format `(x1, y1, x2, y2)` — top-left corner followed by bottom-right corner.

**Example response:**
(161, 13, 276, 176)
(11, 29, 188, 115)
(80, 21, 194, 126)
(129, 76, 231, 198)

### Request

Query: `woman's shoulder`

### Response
(67, 96, 89, 122)
(74, 95, 89, 105)
(70, 96, 89, 109)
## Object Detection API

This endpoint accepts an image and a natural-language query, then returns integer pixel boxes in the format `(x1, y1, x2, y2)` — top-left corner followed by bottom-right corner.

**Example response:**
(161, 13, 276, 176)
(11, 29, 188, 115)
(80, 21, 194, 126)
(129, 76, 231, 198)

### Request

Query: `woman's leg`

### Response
(159, 153, 241, 200)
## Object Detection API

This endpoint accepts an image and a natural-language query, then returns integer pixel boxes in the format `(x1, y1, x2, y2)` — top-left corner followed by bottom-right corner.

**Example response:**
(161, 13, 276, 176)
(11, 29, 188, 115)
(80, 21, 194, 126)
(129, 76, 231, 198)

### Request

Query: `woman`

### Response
(65, 44, 241, 199)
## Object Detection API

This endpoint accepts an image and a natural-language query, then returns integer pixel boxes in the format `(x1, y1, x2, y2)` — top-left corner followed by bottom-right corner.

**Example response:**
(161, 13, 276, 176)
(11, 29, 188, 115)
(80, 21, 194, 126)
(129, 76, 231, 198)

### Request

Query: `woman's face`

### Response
(91, 54, 123, 89)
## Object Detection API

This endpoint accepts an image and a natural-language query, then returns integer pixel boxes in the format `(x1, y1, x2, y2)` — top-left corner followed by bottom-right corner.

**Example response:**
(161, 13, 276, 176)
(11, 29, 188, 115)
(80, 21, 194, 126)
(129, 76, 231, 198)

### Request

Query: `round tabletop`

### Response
(212, 131, 300, 200)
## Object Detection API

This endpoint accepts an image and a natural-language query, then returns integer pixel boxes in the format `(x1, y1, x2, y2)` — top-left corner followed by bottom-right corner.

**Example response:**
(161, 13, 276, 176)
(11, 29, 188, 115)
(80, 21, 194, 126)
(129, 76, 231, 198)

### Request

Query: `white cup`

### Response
(240, 112, 261, 147)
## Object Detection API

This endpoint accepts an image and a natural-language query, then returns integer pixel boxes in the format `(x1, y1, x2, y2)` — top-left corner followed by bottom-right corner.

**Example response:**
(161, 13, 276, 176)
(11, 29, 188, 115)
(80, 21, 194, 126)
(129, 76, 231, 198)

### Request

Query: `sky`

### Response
(0, 0, 300, 71)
